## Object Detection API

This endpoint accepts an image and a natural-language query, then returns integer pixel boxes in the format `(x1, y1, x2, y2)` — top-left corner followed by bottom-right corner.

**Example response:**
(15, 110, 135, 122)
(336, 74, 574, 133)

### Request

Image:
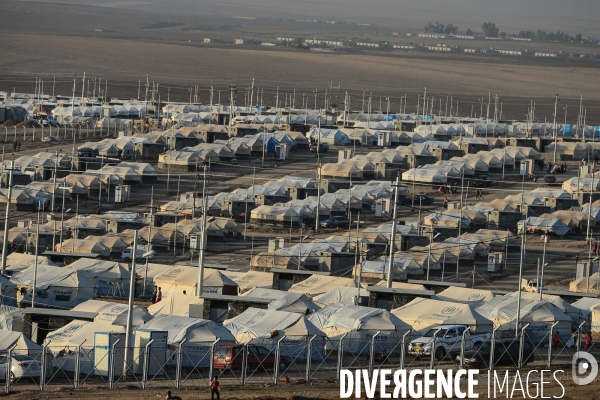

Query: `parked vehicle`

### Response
(0, 354, 43, 383)
(408, 325, 487, 361)
(521, 278, 547, 293)
(401, 194, 434, 206)
(472, 175, 494, 187)
(121, 245, 153, 262)
(320, 216, 350, 228)
(456, 340, 535, 367)
(213, 345, 292, 373)
(309, 143, 329, 153)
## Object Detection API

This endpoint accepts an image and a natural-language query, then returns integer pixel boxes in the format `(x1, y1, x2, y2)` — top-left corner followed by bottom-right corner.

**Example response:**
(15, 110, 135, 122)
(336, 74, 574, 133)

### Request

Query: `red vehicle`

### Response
(213, 345, 291, 373)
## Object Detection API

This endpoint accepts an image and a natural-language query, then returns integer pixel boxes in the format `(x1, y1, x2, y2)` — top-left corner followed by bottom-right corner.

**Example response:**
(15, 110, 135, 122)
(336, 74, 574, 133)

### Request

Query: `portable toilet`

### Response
(94, 332, 126, 377)
(133, 329, 168, 376)
(115, 185, 131, 203)
(487, 253, 504, 273)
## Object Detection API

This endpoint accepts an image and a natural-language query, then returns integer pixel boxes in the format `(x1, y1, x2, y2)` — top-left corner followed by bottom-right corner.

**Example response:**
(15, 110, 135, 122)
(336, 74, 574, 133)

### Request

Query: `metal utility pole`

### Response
(540, 227, 548, 301)
(144, 187, 154, 296)
(197, 165, 208, 297)
(59, 180, 66, 251)
(553, 94, 559, 163)
(124, 230, 138, 376)
(0, 160, 14, 275)
(515, 219, 526, 336)
(31, 207, 40, 308)
(386, 174, 401, 288)
(587, 174, 595, 293)
(315, 163, 321, 234)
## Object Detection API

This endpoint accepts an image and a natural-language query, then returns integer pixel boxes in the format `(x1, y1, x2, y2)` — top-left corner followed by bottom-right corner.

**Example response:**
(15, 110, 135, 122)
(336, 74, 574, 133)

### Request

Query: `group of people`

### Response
(12, 140, 21, 152)
(438, 183, 458, 196)
(552, 330, 593, 351)
(151, 285, 162, 304)
(547, 162, 568, 174)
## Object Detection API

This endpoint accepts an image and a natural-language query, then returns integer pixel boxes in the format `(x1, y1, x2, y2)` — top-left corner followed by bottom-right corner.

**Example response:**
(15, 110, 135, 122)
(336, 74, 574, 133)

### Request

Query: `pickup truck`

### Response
(408, 325, 487, 361)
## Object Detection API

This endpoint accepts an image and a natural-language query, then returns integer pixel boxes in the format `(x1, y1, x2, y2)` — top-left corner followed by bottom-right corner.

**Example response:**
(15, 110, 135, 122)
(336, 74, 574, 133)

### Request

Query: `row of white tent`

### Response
(1, 284, 592, 374)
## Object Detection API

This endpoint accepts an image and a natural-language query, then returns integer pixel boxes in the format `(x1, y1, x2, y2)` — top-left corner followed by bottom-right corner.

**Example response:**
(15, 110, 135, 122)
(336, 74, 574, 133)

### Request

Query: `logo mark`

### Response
(441, 307, 459, 315)
(573, 351, 598, 385)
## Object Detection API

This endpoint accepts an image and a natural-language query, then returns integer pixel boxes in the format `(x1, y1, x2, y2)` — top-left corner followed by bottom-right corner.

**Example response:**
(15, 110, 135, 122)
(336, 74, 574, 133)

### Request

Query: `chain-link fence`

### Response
(5, 325, 596, 392)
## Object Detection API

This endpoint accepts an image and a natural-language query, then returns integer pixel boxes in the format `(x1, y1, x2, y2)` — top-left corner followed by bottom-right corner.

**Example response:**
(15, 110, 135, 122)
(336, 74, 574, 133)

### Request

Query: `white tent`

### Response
(221, 271, 273, 293)
(241, 288, 320, 314)
(433, 287, 496, 307)
(313, 287, 368, 308)
(138, 315, 236, 367)
(11, 265, 96, 308)
(517, 217, 570, 237)
(71, 300, 152, 327)
(224, 307, 325, 359)
(65, 259, 131, 297)
(392, 298, 493, 333)
(308, 304, 411, 354)
(288, 275, 359, 297)
(475, 294, 573, 343)
(153, 266, 238, 296)
(0, 330, 42, 357)
(44, 320, 125, 373)
(573, 298, 600, 332)
(147, 292, 204, 317)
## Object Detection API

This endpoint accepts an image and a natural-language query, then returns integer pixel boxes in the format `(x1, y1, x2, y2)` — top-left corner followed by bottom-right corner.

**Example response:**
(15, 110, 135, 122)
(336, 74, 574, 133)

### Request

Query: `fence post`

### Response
(141, 339, 154, 389)
(175, 338, 187, 389)
(241, 344, 248, 385)
(108, 339, 121, 389)
(548, 321, 559, 367)
(23, 127, 26, 141)
(74, 339, 86, 388)
(40, 340, 50, 391)
(274, 335, 286, 384)
(577, 321, 586, 352)
(5, 345, 15, 393)
(208, 338, 219, 385)
(368, 331, 381, 378)
(336, 333, 348, 381)
(400, 330, 411, 370)
(518, 324, 530, 369)
(32, 127, 35, 141)
(305, 335, 316, 382)
(489, 327, 499, 371)
(459, 327, 471, 369)
(430, 328, 441, 370)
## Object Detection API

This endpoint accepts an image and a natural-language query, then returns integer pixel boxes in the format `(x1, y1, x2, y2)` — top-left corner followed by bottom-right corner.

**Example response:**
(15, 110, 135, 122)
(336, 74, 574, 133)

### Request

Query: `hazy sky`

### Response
(24, 0, 600, 36)
(133, 0, 600, 35)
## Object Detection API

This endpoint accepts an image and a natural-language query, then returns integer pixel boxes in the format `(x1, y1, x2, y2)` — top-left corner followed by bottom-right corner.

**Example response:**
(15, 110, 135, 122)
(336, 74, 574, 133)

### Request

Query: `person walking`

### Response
(585, 332, 592, 351)
(16, 141, 21, 152)
(156, 287, 162, 303)
(210, 376, 221, 400)
(552, 331, 561, 351)
(443, 196, 448, 209)
(151, 285, 158, 304)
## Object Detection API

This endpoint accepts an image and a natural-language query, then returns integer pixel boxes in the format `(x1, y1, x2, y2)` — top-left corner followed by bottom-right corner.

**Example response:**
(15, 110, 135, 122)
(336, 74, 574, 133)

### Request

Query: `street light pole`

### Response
(553, 94, 559, 164)
(0, 160, 14, 275)
(386, 174, 400, 288)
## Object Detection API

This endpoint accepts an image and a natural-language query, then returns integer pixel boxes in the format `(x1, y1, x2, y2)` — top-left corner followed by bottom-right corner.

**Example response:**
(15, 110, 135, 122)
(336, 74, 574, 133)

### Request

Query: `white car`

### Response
(0, 354, 43, 383)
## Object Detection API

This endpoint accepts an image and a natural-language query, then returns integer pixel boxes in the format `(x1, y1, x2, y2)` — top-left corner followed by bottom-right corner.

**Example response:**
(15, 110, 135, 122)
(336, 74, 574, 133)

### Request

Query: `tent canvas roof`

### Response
(392, 298, 493, 332)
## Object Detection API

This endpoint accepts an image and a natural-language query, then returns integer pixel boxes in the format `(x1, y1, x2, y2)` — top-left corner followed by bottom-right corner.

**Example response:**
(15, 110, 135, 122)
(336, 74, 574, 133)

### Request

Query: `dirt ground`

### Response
(2, 377, 599, 400)
(1, 32, 599, 122)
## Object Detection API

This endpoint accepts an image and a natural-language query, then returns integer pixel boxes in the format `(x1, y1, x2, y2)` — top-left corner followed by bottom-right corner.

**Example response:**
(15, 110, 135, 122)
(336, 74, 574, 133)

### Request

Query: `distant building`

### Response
(393, 44, 415, 50)
(419, 33, 447, 39)
(305, 39, 349, 47)
(203, 38, 224, 44)
(497, 49, 522, 56)
(355, 41, 390, 49)
(235, 39, 261, 45)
